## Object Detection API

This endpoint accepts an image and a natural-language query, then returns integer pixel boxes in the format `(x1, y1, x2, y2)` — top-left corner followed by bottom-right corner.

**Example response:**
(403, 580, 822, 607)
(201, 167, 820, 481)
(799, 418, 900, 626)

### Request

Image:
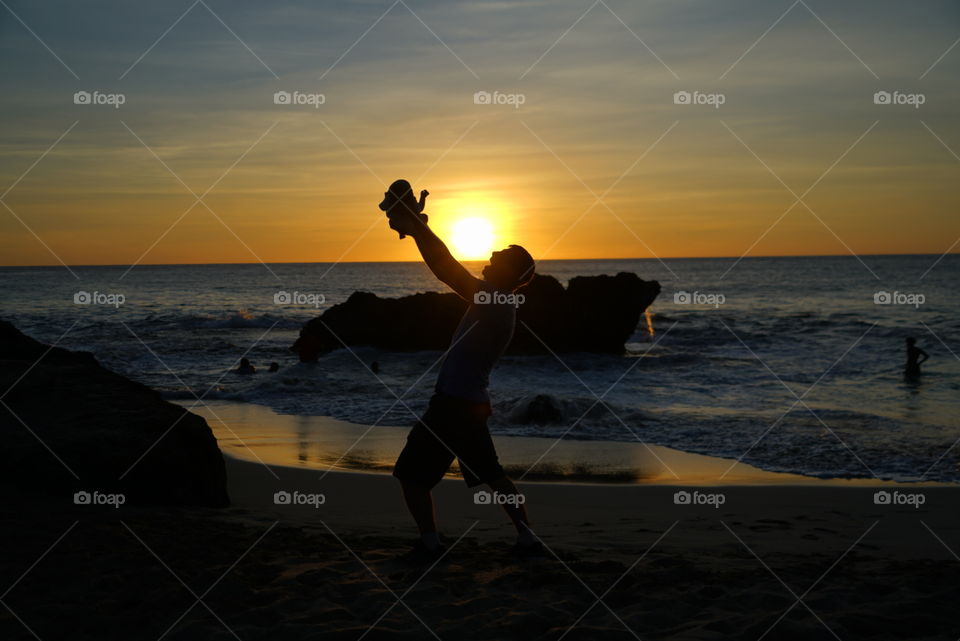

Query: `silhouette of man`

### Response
(387, 196, 540, 560)
(904, 337, 929, 378)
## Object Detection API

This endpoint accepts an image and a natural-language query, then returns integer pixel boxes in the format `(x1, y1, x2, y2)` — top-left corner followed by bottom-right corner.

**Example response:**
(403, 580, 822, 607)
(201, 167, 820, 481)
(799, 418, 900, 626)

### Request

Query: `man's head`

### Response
(481, 244, 535, 292)
(906, 337, 916, 346)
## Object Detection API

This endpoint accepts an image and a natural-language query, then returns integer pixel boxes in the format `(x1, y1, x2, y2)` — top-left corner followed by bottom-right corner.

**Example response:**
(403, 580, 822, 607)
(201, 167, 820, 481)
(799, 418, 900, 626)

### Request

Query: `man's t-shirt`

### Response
(435, 281, 516, 404)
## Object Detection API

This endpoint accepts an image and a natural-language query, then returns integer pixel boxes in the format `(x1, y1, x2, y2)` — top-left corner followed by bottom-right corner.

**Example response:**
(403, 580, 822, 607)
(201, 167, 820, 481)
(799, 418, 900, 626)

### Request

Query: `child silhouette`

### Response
(379, 179, 428, 239)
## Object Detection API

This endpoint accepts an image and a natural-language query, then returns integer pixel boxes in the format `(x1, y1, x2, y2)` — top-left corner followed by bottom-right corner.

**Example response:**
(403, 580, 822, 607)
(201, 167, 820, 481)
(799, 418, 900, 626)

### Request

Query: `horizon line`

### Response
(0, 251, 955, 269)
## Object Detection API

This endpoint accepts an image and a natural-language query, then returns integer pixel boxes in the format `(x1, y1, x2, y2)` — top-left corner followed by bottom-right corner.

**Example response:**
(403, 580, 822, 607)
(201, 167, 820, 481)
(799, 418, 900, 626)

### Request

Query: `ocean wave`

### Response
(144, 310, 303, 330)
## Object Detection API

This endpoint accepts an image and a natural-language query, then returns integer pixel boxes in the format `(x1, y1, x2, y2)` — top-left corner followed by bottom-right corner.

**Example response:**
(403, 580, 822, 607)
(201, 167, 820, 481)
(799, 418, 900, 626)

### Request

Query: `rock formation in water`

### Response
(292, 272, 660, 361)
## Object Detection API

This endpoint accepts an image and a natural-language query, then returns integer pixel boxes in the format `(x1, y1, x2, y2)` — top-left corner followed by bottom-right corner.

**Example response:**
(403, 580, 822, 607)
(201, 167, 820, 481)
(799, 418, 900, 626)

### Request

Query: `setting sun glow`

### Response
(450, 217, 495, 260)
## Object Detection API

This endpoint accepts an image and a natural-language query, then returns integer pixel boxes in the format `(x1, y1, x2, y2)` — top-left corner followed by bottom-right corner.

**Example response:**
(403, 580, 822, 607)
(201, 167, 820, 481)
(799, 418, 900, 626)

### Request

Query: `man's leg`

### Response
(393, 398, 456, 553)
(462, 409, 540, 551)
(399, 479, 438, 535)
(487, 475, 536, 546)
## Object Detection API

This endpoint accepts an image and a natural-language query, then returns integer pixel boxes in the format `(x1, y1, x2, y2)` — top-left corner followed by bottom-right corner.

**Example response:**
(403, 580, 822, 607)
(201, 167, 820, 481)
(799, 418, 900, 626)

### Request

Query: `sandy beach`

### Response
(4, 422, 957, 641)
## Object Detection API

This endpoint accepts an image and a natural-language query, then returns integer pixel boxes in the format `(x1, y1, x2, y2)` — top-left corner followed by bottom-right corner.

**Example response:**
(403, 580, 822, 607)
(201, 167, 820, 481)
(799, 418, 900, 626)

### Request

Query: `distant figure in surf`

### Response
(236, 357, 256, 375)
(379, 179, 429, 239)
(904, 337, 929, 378)
(268, 362, 280, 373)
(371, 361, 380, 375)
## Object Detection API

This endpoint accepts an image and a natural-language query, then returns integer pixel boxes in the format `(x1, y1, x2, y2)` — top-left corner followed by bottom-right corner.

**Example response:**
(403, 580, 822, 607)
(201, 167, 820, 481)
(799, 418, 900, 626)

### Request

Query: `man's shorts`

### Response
(393, 393, 505, 488)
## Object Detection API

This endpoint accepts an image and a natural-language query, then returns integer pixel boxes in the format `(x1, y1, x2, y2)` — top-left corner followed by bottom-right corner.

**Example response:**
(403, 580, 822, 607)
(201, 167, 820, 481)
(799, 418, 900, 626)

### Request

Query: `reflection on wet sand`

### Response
(179, 400, 856, 485)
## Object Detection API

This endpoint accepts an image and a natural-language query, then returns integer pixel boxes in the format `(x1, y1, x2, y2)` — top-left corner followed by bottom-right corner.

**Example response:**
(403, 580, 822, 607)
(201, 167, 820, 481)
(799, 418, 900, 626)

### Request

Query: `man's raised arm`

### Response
(408, 220, 479, 301)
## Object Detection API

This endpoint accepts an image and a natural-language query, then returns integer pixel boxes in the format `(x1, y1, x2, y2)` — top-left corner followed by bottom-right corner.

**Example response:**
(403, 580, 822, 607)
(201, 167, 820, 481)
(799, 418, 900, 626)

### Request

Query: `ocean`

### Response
(1, 255, 957, 482)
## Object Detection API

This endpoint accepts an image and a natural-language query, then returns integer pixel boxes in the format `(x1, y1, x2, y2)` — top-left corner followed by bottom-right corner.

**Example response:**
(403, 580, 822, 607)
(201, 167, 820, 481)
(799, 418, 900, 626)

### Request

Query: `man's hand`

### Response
(389, 210, 427, 239)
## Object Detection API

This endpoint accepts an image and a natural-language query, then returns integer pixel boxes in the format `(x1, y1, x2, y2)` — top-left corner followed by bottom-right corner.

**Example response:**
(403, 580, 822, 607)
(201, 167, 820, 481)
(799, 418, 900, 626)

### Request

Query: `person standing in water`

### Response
(904, 337, 929, 378)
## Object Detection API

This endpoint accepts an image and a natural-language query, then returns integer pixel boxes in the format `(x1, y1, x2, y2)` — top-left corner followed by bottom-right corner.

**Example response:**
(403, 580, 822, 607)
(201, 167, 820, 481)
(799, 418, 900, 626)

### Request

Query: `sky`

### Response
(1, 0, 959, 265)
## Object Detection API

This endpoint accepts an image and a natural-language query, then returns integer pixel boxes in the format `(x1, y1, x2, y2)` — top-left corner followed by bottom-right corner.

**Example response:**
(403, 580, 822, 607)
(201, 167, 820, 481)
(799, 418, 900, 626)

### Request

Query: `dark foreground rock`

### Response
(0, 320, 229, 507)
(292, 272, 660, 360)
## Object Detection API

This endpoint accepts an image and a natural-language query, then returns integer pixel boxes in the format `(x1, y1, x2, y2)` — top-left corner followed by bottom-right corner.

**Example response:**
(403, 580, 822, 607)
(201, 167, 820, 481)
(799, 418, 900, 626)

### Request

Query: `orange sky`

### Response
(1, 1, 958, 265)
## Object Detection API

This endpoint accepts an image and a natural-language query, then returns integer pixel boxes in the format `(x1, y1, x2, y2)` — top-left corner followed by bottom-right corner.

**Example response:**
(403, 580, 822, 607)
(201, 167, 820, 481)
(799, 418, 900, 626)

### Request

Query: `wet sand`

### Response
(183, 400, 921, 486)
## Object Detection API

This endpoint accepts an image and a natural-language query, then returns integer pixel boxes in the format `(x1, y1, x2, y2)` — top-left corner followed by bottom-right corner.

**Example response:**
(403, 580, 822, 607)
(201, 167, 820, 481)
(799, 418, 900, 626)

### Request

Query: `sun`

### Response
(450, 217, 495, 260)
